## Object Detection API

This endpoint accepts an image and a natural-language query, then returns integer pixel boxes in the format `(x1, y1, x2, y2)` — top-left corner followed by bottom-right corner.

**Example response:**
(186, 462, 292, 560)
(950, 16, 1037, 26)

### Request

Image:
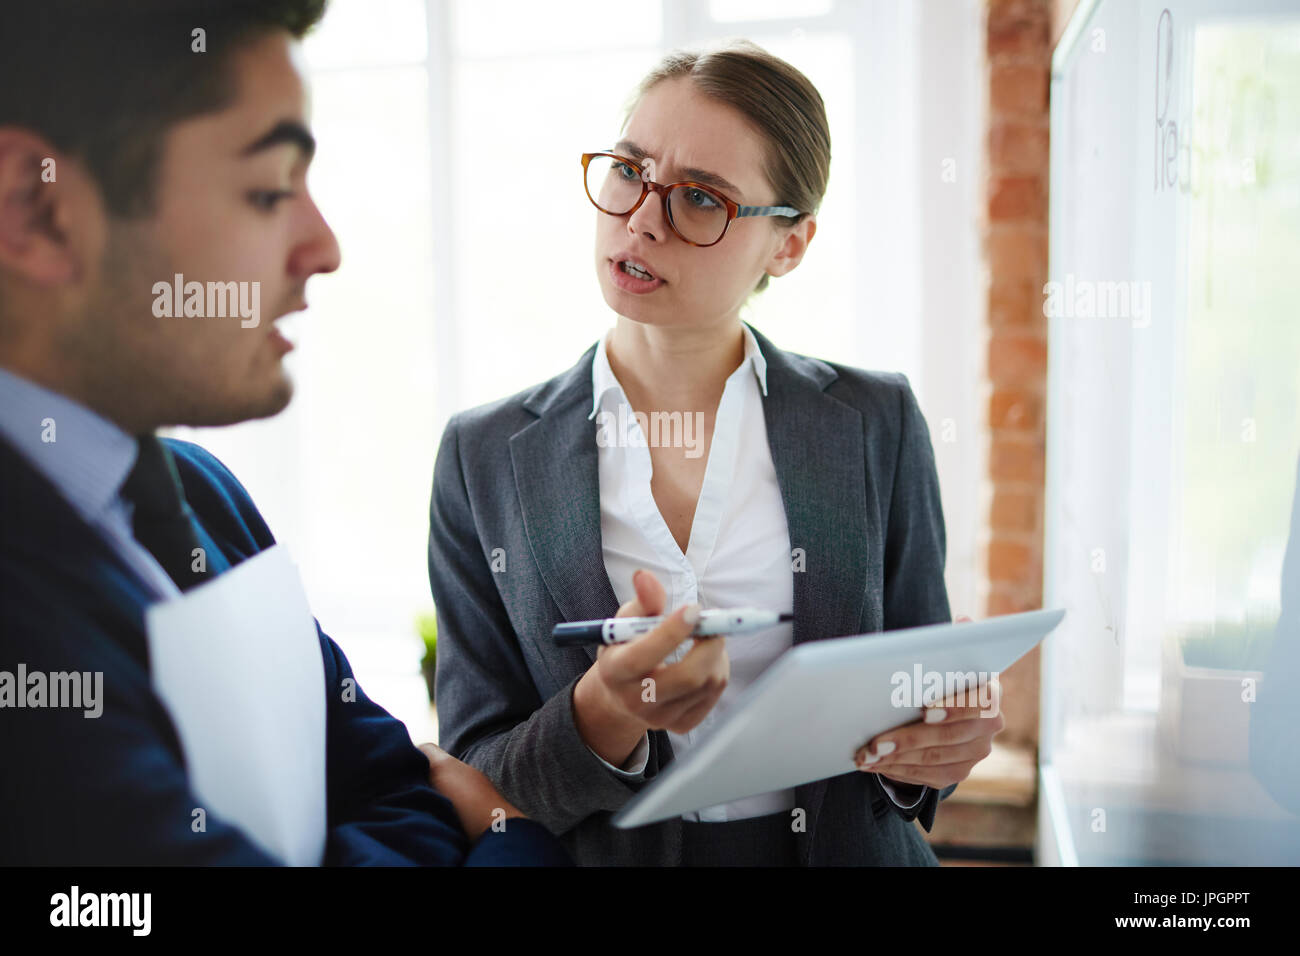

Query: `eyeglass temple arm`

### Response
(736, 204, 803, 218)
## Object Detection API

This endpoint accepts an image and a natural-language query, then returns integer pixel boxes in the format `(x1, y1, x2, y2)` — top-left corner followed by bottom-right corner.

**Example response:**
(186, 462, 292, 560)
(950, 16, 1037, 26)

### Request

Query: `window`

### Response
(170, 0, 985, 744)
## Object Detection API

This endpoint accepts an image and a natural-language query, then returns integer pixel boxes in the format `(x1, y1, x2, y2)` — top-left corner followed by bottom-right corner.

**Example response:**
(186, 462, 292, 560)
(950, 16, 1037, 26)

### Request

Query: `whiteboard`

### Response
(1043, 0, 1300, 866)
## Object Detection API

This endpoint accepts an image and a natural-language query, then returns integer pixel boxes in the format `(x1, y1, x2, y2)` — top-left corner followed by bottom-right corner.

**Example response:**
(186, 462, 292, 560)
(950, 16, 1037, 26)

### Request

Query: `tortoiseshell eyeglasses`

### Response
(581, 151, 803, 248)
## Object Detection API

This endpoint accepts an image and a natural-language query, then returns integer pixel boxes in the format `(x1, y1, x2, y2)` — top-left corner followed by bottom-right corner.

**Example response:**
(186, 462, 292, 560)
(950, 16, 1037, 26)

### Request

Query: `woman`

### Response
(428, 40, 1002, 866)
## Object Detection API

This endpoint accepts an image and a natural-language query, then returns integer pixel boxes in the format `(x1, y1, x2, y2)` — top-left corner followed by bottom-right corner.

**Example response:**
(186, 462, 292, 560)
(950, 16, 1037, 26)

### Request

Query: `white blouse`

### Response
(589, 323, 795, 821)
(585, 324, 923, 821)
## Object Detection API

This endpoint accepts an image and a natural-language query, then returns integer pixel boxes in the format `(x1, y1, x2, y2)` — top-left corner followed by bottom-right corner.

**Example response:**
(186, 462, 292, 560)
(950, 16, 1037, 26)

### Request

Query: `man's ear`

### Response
(764, 214, 817, 281)
(0, 129, 98, 288)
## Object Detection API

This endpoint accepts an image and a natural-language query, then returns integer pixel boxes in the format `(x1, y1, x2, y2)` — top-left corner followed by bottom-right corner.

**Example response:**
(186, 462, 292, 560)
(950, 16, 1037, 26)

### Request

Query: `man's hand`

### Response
(573, 569, 730, 767)
(854, 615, 1004, 790)
(418, 742, 527, 841)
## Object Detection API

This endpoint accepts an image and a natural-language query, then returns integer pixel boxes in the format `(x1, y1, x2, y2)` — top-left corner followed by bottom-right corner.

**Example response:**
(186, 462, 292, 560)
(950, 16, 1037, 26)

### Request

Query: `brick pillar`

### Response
(983, 0, 1051, 749)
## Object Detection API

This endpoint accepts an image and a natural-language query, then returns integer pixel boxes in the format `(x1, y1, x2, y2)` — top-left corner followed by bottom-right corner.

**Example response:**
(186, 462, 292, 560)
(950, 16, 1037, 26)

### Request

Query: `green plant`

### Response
(416, 610, 438, 666)
(1178, 611, 1278, 670)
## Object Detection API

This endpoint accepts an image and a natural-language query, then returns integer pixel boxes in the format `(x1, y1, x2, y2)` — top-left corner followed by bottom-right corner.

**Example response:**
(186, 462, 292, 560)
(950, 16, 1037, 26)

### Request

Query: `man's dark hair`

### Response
(0, 1, 328, 218)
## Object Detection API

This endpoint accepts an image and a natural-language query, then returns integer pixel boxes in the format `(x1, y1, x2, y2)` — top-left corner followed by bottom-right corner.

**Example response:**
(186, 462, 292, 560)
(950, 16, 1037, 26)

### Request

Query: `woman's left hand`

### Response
(853, 615, 1004, 790)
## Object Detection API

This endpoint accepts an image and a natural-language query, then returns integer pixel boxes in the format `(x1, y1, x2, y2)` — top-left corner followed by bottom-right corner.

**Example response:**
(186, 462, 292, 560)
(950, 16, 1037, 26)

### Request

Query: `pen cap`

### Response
(553, 621, 603, 647)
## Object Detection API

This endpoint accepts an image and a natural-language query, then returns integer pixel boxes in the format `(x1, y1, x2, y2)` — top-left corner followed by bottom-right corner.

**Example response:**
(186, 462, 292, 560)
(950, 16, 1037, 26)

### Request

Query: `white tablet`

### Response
(612, 608, 1066, 828)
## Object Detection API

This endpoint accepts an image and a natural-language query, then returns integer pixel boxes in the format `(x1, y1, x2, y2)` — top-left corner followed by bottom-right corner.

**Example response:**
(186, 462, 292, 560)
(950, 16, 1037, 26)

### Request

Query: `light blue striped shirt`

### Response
(0, 366, 179, 601)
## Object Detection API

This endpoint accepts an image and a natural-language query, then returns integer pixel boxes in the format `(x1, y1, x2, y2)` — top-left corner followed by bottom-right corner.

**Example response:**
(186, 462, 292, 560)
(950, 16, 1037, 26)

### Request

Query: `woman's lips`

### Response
(609, 258, 665, 294)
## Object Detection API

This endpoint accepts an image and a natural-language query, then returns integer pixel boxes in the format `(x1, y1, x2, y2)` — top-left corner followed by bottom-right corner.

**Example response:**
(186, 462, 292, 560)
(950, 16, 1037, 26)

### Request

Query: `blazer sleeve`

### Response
(429, 415, 653, 836)
(870, 374, 960, 831)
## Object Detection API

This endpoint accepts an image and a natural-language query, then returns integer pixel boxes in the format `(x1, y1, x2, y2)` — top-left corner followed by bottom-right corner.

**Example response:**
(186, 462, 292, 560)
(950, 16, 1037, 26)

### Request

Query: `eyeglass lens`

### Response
(585, 155, 729, 245)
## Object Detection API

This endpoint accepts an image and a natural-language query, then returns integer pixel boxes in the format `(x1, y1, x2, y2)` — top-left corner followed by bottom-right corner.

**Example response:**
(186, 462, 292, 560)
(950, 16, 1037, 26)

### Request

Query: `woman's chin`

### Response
(598, 283, 656, 323)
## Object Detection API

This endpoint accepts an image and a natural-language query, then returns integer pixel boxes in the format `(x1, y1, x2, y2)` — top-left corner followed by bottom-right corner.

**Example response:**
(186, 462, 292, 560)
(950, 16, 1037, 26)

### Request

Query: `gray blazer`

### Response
(428, 323, 957, 865)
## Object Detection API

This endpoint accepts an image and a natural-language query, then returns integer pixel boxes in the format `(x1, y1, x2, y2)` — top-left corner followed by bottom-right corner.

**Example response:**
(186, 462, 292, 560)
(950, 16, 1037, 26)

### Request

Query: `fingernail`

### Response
(873, 740, 896, 757)
(925, 708, 947, 724)
(682, 603, 701, 626)
(860, 752, 880, 765)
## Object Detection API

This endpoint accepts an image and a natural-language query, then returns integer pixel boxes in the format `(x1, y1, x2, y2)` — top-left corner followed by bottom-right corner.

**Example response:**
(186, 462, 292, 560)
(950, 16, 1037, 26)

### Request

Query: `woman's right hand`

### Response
(572, 569, 730, 766)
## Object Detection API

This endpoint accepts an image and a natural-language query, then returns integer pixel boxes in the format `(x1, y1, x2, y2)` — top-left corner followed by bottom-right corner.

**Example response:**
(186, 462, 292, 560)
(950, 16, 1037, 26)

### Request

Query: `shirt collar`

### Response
(588, 322, 769, 421)
(0, 366, 139, 523)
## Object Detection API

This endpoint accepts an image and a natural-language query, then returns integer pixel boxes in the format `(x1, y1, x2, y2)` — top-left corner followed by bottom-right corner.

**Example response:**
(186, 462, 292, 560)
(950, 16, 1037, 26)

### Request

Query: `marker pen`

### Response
(552, 607, 793, 647)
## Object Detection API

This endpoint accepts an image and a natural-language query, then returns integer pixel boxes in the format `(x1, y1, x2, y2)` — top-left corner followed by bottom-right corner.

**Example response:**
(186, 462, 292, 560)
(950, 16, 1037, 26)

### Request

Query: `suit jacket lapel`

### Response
(0, 436, 159, 669)
(749, 324, 875, 863)
(509, 345, 682, 773)
(751, 323, 872, 648)
(510, 344, 620, 668)
(1, 436, 239, 672)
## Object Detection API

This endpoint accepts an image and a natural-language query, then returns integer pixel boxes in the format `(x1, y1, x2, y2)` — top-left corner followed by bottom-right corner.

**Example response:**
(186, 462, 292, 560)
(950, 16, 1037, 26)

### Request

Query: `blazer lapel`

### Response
(0, 436, 241, 673)
(0, 436, 159, 669)
(509, 344, 620, 668)
(751, 324, 872, 648)
(749, 324, 876, 863)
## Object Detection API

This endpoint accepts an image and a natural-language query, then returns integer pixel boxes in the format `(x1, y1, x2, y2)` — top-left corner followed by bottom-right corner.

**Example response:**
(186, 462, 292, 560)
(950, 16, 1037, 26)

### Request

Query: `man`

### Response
(0, 0, 569, 865)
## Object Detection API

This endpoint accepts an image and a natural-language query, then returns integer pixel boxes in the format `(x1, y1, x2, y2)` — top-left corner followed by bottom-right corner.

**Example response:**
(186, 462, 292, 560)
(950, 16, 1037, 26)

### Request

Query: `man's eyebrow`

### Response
(241, 120, 316, 161)
(613, 139, 741, 196)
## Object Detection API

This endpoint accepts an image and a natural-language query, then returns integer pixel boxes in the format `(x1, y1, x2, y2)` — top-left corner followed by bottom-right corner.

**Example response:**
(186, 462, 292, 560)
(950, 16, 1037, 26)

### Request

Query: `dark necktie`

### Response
(120, 435, 212, 592)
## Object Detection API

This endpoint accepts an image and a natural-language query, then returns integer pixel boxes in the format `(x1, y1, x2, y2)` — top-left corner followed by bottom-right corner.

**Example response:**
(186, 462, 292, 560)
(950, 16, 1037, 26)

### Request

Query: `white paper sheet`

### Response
(146, 544, 326, 865)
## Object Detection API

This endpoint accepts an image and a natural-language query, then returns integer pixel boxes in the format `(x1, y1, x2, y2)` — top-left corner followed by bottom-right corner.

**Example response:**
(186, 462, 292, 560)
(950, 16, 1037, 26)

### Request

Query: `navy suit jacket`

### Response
(0, 435, 570, 865)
